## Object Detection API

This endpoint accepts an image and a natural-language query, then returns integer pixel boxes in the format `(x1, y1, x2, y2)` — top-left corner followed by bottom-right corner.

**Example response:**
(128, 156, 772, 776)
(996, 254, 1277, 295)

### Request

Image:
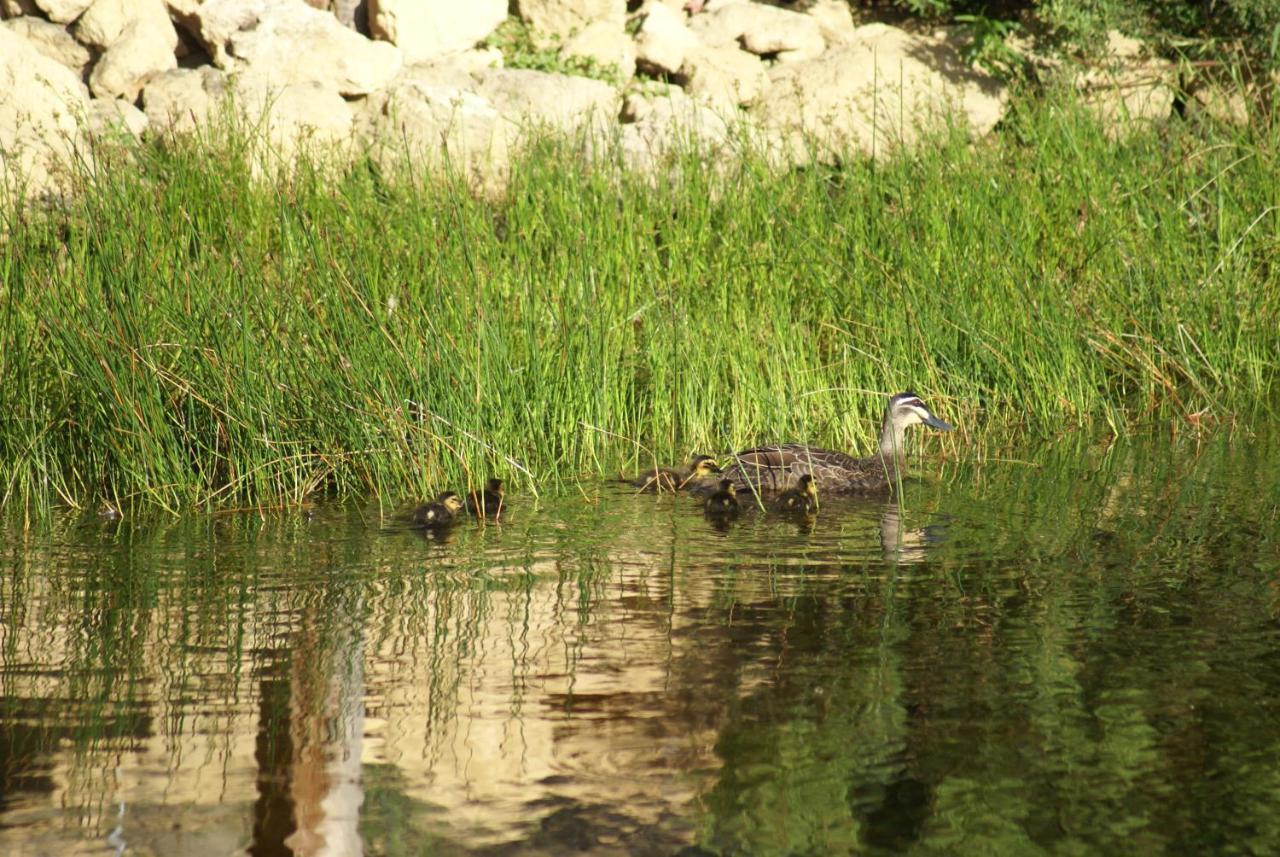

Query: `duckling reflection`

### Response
(627, 454, 721, 493)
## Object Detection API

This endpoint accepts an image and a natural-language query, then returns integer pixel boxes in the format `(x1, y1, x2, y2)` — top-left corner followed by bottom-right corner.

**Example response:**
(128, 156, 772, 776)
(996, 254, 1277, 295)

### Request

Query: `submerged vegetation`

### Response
(1, 91, 1277, 513)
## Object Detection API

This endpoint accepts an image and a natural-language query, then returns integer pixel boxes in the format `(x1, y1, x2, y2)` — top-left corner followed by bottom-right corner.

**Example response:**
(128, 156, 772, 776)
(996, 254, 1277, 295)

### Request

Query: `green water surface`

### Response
(1, 430, 1278, 856)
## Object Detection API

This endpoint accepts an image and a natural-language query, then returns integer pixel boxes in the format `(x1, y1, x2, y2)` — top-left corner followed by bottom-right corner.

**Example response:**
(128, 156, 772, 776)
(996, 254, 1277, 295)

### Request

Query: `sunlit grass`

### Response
(1, 91, 1276, 512)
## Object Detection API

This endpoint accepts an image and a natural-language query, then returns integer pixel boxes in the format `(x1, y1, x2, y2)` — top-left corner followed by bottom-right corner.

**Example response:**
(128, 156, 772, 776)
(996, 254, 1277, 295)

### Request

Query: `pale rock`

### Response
(560, 19, 634, 79)
(1, 16, 92, 78)
(197, 0, 402, 96)
(752, 24, 1007, 161)
(229, 72, 355, 164)
(805, 0, 855, 47)
(689, 1, 824, 62)
(1076, 30, 1174, 138)
(472, 67, 619, 138)
(32, 0, 92, 23)
(412, 46, 504, 74)
(360, 77, 509, 192)
(678, 44, 767, 108)
(142, 65, 228, 134)
(634, 1, 700, 76)
(78, 0, 142, 47)
(87, 0, 179, 101)
(0, 26, 90, 201)
(1187, 82, 1250, 127)
(87, 97, 149, 138)
(1, 0, 42, 19)
(367, 0, 505, 64)
(619, 88, 730, 157)
(165, 0, 202, 16)
(515, 0, 624, 43)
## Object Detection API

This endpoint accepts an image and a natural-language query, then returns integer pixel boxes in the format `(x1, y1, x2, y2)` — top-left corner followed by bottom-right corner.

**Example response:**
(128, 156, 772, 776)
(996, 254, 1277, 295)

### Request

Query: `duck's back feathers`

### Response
(721, 444, 892, 495)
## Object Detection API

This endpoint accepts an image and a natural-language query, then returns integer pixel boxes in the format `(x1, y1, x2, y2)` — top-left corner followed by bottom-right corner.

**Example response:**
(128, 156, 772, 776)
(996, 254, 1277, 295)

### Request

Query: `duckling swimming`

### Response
(467, 478, 505, 519)
(628, 454, 721, 493)
(703, 479, 740, 517)
(719, 392, 953, 495)
(774, 474, 818, 514)
(411, 492, 464, 529)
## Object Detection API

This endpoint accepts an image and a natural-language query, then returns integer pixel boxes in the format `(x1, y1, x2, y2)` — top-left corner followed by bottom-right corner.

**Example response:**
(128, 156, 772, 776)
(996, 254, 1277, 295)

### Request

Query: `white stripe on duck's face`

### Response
(890, 395, 953, 431)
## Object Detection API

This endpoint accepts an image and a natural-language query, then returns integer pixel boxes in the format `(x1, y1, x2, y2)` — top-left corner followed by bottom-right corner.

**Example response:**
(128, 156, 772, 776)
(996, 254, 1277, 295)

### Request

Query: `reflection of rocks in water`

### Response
(879, 502, 946, 564)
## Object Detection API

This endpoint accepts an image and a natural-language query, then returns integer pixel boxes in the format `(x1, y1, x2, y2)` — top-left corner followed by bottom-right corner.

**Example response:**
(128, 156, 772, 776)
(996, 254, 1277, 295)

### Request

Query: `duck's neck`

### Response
(878, 412, 906, 464)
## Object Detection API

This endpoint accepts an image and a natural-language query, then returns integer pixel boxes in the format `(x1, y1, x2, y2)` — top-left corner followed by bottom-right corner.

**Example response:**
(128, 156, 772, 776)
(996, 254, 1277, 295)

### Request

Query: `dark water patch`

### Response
(1, 430, 1278, 854)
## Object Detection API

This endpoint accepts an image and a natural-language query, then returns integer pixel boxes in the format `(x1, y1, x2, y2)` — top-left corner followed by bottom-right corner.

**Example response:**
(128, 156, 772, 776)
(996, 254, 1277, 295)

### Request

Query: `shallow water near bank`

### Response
(2, 429, 1279, 856)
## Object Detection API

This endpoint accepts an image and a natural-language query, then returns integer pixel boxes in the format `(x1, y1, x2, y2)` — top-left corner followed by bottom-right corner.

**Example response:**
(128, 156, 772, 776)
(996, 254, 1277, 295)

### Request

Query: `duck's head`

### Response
(486, 478, 505, 496)
(798, 474, 818, 498)
(437, 491, 464, 514)
(888, 391, 953, 432)
(689, 455, 722, 476)
(718, 479, 737, 496)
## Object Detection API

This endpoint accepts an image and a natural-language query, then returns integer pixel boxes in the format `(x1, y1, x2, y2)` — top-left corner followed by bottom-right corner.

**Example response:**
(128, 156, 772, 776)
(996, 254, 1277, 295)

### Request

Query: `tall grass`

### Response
(1, 93, 1277, 512)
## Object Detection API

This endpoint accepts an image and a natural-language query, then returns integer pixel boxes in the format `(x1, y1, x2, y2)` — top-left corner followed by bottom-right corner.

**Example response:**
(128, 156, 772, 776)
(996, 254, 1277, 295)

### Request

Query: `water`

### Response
(2, 431, 1279, 856)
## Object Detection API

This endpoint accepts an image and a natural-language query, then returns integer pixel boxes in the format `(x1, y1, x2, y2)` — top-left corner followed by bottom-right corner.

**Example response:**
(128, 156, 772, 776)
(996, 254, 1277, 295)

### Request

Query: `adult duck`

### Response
(720, 392, 952, 495)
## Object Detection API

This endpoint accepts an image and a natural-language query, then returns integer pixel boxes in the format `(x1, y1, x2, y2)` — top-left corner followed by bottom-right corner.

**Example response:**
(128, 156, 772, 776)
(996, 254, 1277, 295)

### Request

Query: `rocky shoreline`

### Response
(2, 0, 1192, 203)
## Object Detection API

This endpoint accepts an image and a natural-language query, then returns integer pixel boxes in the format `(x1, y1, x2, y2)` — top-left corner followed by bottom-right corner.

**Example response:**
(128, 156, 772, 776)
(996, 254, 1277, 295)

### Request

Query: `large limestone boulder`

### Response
(560, 19, 635, 79)
(515, 0, 624, 43)
(32, 0, 92, 23)
(367, 0, 505, 64)
(618, 87, 734, 173)
(87, 97, 149, 139)
(359, 72, 510, 193)
(1076, 31, 1175, 138)
(0, 26, 89, 200)
(0, 15, 92, 79)
(79, 0, 179, 100)
(678, 44, 767, 108)
(752, 24, 1007, 160)
(143, 66, 230, 134)
(472, 67, 619, 138)
(197, 0, 402, 96)
(689, 1, 824, 63)
(805, 0, 856, 47)
(634, 1, 700, 76)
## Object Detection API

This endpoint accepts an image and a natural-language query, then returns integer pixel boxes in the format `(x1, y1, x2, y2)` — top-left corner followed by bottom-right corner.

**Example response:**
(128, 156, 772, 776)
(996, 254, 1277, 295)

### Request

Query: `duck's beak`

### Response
(708, 463, 723, 474)
(923, 411, 953, 431)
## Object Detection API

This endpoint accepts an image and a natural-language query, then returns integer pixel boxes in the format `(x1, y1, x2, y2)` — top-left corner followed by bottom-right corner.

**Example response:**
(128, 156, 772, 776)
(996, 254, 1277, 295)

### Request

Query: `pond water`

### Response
(2, 430, 1279, 856)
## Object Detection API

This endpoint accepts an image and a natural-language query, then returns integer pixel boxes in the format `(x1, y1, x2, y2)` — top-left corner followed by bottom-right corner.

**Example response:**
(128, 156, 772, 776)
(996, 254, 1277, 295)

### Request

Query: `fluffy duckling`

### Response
(774, 474, 818, 514)
(467, 478, 505, 519)
(703, 479, 740, 517)
(629, 454, 721, 493)
(412, 492, 464, 528)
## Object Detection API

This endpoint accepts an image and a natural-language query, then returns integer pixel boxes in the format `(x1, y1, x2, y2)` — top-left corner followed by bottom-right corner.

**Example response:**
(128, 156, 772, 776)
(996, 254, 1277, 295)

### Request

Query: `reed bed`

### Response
(1, 93, 1276, 512)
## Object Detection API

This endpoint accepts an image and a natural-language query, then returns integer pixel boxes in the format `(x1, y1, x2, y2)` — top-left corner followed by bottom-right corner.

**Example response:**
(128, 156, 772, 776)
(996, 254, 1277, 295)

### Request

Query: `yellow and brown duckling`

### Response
(703, 479, 740, 517)
(467, 478, 505, 519)
(628, 454, 721, 493)
(411, 491, 465, 529)
(774, 474, 818, 514)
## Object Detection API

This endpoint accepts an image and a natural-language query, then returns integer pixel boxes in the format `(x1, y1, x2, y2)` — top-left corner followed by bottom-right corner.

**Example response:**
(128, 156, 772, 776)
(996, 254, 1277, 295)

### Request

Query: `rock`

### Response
(805, 0, 855, 47)
(367, 0, 505, 64)
(230, 72, 355, 164)
(560, 19, 634, 79)
(32, 0, 92, 23)
(515, 0, 624, 44)
(472, 67, 619, 137)
(84, 0, 179, 101)
(0, 26, 89, 201)
(197, 0, 402, 96)
(618, 87, 732, 169)
(1187, 82, 1250, 127)
(1, 15, 92, 79)
(677, 44, 767, 108)
(87, 97, 149, 138)
(634, 1, 700, 77)
(751, 24, 1007, 161)
(689, 1, 824, 63)
(143, 66, 228, 134)
(360, 76, 510, 193)
(2, 1, 42, 19)
(1076, 30, 1174, 138)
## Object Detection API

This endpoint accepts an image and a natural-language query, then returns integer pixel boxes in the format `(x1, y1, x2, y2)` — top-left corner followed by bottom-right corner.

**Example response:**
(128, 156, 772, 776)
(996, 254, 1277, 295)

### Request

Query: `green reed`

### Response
(1, 91, 1276, 512)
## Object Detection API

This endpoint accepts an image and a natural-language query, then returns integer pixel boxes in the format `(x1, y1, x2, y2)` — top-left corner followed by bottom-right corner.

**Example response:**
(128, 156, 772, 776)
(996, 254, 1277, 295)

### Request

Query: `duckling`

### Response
(411, 491, 464, 529)
(774, 474, 818, 514)
(467, 478, 505, 519)
(628, 454, 721, 493)
(703, 479, 740, 517)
